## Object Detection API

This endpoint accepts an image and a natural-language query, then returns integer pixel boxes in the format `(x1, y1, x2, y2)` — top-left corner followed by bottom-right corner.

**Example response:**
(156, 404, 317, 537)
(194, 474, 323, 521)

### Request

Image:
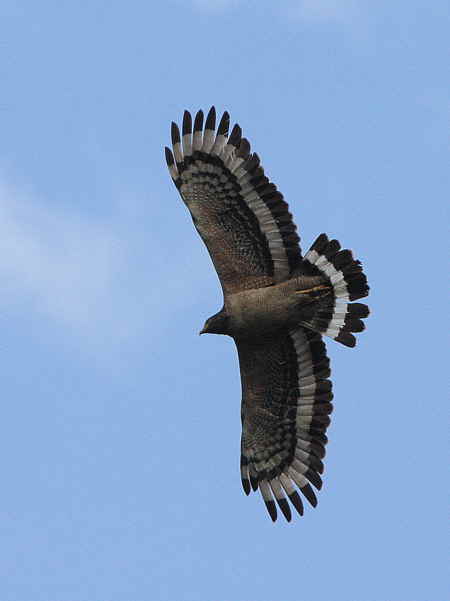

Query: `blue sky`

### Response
(0, 1, 448, 600)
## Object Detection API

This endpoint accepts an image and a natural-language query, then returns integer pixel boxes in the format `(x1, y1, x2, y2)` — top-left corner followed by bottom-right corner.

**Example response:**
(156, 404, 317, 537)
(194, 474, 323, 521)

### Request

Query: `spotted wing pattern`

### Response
(165, 107, 302, 293)
(238, 328, 332, 521)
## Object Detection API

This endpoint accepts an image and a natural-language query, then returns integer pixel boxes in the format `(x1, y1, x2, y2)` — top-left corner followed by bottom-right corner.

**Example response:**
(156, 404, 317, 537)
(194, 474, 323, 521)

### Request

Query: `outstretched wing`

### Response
(165, 107, 302, 294)
(237, 328, 333, 522)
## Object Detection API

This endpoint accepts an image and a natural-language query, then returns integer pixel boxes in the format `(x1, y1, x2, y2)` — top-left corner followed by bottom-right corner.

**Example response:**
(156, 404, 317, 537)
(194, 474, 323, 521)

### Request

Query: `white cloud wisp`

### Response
(0, 175, 211, 355)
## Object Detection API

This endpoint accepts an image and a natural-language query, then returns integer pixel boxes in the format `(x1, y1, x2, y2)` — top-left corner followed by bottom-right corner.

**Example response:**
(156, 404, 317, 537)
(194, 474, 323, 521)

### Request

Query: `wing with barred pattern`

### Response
(165, 107, 302, 294)
(238, 328, 332, 521)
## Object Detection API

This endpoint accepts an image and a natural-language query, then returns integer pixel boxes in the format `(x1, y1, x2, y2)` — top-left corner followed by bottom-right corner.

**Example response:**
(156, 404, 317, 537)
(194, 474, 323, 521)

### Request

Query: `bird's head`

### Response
(199, 310, 230, 336)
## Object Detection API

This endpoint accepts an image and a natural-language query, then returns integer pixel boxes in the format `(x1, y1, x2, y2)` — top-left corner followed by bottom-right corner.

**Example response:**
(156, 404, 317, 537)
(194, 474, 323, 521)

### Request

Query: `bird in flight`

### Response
(165, 107, 369, 522)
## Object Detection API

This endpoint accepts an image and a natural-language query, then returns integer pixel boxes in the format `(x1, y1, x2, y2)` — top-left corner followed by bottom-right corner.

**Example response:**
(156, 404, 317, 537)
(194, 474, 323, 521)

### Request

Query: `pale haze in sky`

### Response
(0, 1, 448, 600)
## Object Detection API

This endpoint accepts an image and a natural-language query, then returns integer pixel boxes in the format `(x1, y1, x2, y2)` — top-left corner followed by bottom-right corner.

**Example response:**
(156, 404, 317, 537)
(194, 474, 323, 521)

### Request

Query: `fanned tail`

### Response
(301, 234, 370, 347)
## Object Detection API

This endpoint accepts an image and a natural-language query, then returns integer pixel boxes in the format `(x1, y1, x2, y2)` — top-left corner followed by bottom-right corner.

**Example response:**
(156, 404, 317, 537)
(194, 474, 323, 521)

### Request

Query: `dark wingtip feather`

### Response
(301, 483, 318, 507)
(228, 123, 242, 147)
(250, 475, 259, 491)
(237, 137, 251, 158)
(242, 478, 251, 496)
(217, 111, 230, 135)
(193, 110, 204, 132)
(164, 146, 174, 166)
(333, 249, 354, 269)
(182, 110, 192, 135)
(305, 469, 323, 490)
(345, 317, 365, 333)
(348, 279, 370, 301)
(324, 239, 341, 258)
(205, 106, 216, 130)
(171, 122, 180, 145)
(334, 331, 356, 347)
(347, 303, 370, 318)
(309, 455, 324, 474)
(265, 500, 278, 522)
(311, 443, 326, 459)
(289, 491, 304, 516)
(243, 153, 260, 173)
(315, 432, 328, 445)
(311, 233, 329, 253)
(277, 498, 292, 522)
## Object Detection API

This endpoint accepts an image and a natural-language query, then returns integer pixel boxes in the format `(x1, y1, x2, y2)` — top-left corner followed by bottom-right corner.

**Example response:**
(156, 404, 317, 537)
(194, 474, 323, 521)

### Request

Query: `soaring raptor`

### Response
(165, 107, 369, 522)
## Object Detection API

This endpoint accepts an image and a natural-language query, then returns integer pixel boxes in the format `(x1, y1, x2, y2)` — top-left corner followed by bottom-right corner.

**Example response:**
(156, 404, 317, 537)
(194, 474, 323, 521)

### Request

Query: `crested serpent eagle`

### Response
(165, 107, 369, 522)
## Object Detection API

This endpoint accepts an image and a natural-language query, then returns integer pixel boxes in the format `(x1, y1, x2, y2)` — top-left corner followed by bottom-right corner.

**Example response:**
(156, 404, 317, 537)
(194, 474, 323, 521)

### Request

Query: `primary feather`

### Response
(165, 107, 301, 293)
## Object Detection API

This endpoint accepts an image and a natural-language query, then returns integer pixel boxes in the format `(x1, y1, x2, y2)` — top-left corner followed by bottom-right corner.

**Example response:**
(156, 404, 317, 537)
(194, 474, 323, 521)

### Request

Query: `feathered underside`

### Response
(238, 328, 332, 522)
(164, 108, 370, 523)
(165, 107, 302, 293)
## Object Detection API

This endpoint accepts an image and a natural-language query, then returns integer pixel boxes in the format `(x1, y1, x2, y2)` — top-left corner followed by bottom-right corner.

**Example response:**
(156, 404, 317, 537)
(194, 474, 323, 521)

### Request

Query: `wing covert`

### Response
(165, 107, 302, 293)
(237, 328, 333, 521)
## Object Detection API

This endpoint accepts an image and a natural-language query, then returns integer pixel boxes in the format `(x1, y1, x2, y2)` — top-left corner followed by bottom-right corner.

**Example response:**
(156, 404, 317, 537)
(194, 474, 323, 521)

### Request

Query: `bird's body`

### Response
(165, 107, 369, 522)
(210, 275, 329, 339)
(226, 281, 300, 338)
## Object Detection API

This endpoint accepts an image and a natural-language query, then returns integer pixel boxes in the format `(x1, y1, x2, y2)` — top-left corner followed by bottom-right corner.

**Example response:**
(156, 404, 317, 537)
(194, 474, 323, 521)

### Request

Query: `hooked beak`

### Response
(199, 327, 206, 335)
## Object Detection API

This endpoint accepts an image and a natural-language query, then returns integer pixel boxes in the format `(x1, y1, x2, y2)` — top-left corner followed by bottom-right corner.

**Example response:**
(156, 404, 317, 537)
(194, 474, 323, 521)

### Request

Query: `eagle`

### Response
(165, 107, 369, 522)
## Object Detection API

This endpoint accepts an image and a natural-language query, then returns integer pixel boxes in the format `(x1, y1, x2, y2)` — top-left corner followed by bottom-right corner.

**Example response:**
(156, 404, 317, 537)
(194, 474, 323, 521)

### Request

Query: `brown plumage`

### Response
(165, 107, 370, 522)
